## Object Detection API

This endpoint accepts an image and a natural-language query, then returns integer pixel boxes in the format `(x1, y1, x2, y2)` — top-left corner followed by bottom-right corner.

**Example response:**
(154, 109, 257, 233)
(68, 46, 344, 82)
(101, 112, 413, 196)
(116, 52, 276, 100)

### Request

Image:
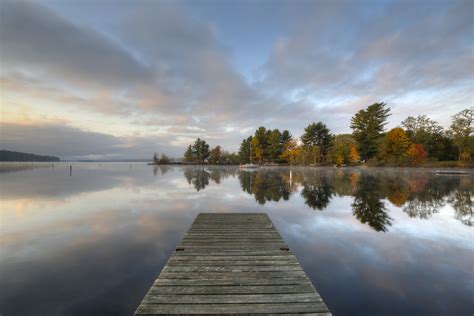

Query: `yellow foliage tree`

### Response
(349, 143, 360, 163)
(380, 127, 412, 162)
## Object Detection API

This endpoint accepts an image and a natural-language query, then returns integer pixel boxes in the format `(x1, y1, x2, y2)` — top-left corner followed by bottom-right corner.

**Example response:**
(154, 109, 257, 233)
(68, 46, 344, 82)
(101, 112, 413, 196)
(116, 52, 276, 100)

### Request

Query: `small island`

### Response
(164, 104, 472, 168)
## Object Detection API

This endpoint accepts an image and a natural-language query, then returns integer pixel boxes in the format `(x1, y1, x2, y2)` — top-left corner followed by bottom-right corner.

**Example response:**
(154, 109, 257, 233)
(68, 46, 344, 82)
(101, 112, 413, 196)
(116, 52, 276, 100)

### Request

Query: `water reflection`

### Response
(182, 166, 473, 230)
(182, 167, 238, 191)
(351, 173, 392, 232)
(153, 165, 171, 176)
(239, 170, 295, 204)
(1, 164, 473, 315)
(300, 170, 334, 210)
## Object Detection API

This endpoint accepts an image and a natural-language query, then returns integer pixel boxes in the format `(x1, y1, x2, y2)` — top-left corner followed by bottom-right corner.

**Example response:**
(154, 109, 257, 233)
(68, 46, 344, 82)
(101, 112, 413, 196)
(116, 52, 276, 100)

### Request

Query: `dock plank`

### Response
(135, 213, 331, 315)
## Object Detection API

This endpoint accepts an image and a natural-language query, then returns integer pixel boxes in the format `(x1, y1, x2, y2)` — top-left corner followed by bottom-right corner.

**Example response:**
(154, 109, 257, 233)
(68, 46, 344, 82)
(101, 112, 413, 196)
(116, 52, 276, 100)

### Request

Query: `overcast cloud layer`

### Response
(0, 0, 472, 159)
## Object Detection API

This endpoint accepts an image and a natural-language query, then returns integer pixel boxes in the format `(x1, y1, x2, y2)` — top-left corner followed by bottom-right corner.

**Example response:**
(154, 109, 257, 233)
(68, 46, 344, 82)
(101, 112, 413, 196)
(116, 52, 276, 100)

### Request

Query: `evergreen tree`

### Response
(252, 127, 268, 164)
(238, 136, 252, 163)
(184, 145, 194, 163)
(280, 130, 292, 145)
(267, 129, 283, 162)
(350, 102, 390, 160)
(193, 138, 210, 163)
(301, 122, 332, 161)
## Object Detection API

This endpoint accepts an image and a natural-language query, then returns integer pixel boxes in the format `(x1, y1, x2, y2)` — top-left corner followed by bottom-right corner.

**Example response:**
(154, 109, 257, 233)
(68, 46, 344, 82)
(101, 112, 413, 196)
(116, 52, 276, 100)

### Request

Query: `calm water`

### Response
(0, 163, 473, 315)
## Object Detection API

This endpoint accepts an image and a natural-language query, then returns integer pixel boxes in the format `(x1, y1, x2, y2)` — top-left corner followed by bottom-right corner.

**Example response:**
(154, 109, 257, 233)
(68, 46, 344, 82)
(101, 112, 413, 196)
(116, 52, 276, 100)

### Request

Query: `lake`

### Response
(0, 163, 473, 315)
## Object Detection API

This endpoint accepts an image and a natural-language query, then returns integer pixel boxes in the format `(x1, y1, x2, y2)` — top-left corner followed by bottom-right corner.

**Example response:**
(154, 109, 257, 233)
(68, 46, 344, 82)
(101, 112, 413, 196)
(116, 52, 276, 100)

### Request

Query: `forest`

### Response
(178, 104, 472, 166)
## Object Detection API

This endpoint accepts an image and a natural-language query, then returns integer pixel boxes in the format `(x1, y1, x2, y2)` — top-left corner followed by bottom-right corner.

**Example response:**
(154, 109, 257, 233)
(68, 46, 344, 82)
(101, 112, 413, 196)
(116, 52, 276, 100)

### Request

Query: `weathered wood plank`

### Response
(136, 303, 330, 314)
(168, 250, 294, 256)
(158, 270, 308, 279)
(169, 255, 295, 261)
(141, 293, 322, 304)
(166, 260, 299, 266)
(148, 284, 316, 295)
(153, 277, 312, 286)
(134, 213, 331, 315)
(162, 265, 303, 273)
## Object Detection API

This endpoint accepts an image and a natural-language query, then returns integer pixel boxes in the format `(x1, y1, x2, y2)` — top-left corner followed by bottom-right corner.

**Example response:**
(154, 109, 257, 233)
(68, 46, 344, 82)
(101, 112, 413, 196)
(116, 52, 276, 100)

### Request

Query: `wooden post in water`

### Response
(69, 165, 72, 176)
(134, 213, 331, 315)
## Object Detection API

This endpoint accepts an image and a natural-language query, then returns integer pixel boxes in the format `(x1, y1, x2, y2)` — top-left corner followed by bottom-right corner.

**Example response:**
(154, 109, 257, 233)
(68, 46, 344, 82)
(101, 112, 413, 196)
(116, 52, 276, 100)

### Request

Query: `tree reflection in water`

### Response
(300, 170, 334, 210)
(351, 173, 392, 232)
(179, 166, 473, 229)
(153, 165, 172, 176)
(239, 169, 295, 204)
(449, 177, 473, 226)
(183, 168, 210, 191)
(183, 167, 238, 191)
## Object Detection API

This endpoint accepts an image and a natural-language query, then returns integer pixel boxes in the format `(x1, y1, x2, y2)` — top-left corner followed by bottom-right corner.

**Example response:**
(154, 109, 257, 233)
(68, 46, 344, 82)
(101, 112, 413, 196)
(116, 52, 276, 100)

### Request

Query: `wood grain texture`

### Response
(134, 213, 331, 315)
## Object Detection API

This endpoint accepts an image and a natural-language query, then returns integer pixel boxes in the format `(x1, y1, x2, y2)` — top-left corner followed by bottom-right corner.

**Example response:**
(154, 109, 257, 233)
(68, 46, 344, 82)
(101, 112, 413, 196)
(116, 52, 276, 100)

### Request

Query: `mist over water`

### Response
(0, 163, 473, 315)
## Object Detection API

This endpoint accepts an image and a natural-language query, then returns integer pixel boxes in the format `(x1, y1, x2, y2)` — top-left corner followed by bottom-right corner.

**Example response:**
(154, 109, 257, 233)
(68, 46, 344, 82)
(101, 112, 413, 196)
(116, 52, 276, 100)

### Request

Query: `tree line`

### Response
(183, 138, 240, 164)
(178, 104, 472, 165)
(0, 150, 60, 162)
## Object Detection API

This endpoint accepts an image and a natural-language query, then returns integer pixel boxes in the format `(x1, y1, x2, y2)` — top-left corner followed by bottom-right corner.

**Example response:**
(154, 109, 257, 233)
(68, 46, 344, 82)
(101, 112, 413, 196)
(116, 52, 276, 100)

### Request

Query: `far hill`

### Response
(0, 150, 60, 162)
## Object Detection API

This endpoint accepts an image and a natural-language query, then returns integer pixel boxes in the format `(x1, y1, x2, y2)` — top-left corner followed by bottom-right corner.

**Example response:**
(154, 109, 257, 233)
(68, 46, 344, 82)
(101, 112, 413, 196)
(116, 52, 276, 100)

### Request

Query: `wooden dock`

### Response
(135, 213, 331, 315)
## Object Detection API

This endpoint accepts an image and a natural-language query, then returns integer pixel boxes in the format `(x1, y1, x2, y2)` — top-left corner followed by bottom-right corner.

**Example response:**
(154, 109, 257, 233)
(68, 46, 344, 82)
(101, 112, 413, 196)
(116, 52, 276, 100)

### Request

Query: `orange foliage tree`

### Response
(380, 127, 412, 163)
(349, 143, 360, 163)
(407, 143, 426, 165)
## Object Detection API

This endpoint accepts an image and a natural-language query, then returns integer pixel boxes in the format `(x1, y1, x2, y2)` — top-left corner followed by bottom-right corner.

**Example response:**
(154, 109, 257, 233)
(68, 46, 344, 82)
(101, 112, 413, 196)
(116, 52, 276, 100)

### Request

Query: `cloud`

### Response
(0, 0, 471, 158)
(0, 122, 177, 159)
(0, 0, 152, 89)
(260, 0, 474, 100)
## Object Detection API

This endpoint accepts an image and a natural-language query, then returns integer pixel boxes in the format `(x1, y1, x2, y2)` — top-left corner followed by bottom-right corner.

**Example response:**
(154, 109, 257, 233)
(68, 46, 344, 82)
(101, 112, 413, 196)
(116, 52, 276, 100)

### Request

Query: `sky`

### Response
(0, 0, 473, 160)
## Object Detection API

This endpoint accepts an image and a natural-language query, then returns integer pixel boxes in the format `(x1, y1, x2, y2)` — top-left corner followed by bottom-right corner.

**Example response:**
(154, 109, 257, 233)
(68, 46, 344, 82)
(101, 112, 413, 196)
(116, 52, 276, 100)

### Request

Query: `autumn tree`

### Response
(407, 143, 426, 165)
(351, 102, 391, 160)
(251, 127, 269, 164)
(379, 127, 412, 163)
(349, 143, 360, 163)
(451, 108, 473, 161)
(402, 115, 454, 160)
(208, 146, 223, 164)
(301, 146, 321, 165)
(330, 134, 355, 165)
(280, 139, 302, 164)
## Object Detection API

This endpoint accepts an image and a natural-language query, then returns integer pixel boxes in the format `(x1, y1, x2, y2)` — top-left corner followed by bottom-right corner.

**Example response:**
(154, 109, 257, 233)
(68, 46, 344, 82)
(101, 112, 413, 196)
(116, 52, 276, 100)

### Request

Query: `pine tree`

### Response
(351, 102, 390, 160)
(238, 136, 252, 163)
(184, 145, 194, 163)
(301, 122, 332, 161)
